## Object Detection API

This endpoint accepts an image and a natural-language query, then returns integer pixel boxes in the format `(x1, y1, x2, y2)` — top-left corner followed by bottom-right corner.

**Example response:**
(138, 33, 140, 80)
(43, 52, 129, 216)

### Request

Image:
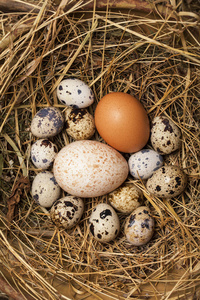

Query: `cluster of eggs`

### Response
(30, 78, 187, 246)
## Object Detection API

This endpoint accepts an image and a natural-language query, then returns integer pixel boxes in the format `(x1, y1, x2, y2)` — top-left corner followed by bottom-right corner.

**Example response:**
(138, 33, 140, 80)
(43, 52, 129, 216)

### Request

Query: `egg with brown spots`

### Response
(124, 206, 154, 246)
(150, 116, 181, 155)
(146, 165, 187, 198)
(89, 203, 120, 243)
(50, 196, 84, 229)
(108, 183, 143, 214)
(53, 140, 128, 198)
(64, 106, 95, 140)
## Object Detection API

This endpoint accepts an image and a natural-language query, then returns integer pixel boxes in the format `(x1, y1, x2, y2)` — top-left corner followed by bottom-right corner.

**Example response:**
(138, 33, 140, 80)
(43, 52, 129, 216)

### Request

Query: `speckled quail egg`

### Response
(150, 116, 181, 155)
(50, 196, 84, 229)
(89, 203, 120, 243)
(31, 139, 57, 169)
(108, 183, 143, 214)
(124, 206, 154, 246)
(64, 106, 95, 140)
(31, 171, 61, 207)
(57, 78, 94, 108)
(31, 107, 64, 138)
(146, 165, 187, 198)
(128, 149, 164, 180)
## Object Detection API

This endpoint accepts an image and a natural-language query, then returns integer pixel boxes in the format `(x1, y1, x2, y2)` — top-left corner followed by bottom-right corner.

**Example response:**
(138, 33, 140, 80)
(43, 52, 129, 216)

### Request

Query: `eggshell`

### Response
(95, 92, 150, 153)
(108, 183, 143, 214)
(124, 206, 154, 246)
(89, 203, 120, 243)
(31, 171, 61, 207)
(150, 116, 181, 155)
(50, 196, 84, 229)
(128, 149, 164, 180)
(57, 78, 94, 108)
(31, 139, 57, 169)
(64, 107, 95, 140)
(53, 140, 128, 197)
(31, 107, 64, 138)
(146, 165, 187, 198)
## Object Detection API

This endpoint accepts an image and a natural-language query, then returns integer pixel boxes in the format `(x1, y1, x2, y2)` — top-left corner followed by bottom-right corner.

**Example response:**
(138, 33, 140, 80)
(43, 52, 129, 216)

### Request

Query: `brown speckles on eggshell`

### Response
(53, 140, 129, 198)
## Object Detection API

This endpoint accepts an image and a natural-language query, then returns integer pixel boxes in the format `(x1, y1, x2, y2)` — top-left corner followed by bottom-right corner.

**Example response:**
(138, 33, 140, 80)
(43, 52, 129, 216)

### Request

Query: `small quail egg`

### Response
(146, 165, 187, 198)
(150, 116, 181, 155)
(89, 203, 120, 243)
(124, 206, 154, 246)
(108, 183, 143, 214)
(31, 171, 61, 207)
(57, 78, 94, 108)
(64, 107, 95, 140)
(128, 149, 164, 180)
(31, 139, 57, 169)
(31, 107, 64, 138)
(50, 196, 84, 229)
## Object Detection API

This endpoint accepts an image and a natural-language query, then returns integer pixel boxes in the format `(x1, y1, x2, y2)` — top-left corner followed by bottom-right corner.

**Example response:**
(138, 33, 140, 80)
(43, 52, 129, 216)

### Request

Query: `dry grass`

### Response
(0, 0, 200, 299)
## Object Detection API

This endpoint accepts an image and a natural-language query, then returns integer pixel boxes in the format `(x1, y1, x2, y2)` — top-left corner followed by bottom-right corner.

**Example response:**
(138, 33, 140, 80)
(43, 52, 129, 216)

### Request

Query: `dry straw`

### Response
(0, 0, 200, 299)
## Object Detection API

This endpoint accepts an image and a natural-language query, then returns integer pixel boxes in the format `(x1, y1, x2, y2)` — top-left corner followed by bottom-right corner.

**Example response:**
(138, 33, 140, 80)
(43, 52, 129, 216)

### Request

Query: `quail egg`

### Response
(64, 106, 95, 140)
(50, 196, 84, 229)
(128, 149, 164, 180)
(31, 171, 61, 207)
(89, 203, 120, 243)
(150, 116, 181, 155)
(146, 165, 187, 198)
(108, 183, 143, 214)
(31, 107, 64, 138)
(124, 206, 154, 246)
(57, 78, 94, 108)
(31, 139, 57, 169)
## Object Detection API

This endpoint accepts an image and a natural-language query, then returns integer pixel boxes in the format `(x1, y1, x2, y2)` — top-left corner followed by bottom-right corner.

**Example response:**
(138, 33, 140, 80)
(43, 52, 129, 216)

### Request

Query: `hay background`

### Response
(0, 0, 200, 299)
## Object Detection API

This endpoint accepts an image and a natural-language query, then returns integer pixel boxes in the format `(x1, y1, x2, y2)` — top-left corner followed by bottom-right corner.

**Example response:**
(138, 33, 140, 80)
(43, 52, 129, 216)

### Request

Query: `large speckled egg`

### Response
(64, 106, 95, 140)
(150, 116, 181, 155)
(31, 139, 57, 169)
(31, 171, 61, 207)
(124, 206, 154, 246)
(95, 92, 150, 153)
(53, 140, 128, 198)
(108, 183, 143, 214)
(128, 149, 164, 180)
(57, 78, 94, 108)
(146, 165, 187, 198)
(50, 196, 84, 229)
(31, 107, 64, 138)
(89, 203, 120, 243)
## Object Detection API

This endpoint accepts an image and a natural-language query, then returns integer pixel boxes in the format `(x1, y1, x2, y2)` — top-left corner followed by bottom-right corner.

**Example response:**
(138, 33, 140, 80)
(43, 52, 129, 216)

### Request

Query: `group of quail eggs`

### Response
(30, 78, 187, 246)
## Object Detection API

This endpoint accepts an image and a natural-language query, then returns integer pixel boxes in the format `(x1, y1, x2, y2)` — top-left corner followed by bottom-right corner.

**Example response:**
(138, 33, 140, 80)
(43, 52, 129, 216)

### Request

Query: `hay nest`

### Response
(0, 0, 200, 299)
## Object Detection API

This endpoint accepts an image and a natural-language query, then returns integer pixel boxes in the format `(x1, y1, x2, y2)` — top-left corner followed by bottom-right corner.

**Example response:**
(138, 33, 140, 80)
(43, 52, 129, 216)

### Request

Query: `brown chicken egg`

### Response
(95, 92, 150, 153)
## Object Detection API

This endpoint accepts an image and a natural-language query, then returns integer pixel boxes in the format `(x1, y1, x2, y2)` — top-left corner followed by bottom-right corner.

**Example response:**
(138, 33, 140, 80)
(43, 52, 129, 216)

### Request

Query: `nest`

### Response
(0, 0, 200, 299)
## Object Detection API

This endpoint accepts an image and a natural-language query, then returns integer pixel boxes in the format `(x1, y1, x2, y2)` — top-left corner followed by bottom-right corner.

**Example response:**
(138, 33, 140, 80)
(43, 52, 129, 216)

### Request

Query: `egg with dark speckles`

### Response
(31, 107, 64, 138)
(50, 196, 84, 229)
(57, 78, 94, 108)
(108, 183, 143, 214)
(89, 203, 120, 243)
(128, 149, 164, 179)
(124, 206, 154, 246)
(151, 116, 181, 155)
(64, 106, 95, 140)
(146, 165, 187, 198)
(31, 171, 61, 207)
(31, 139, 57, 169)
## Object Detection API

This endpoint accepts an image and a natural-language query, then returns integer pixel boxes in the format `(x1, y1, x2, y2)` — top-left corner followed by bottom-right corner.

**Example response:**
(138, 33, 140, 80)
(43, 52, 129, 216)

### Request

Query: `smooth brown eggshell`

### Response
(53, 140, 129, 198)
(95, 92, 150, 153)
